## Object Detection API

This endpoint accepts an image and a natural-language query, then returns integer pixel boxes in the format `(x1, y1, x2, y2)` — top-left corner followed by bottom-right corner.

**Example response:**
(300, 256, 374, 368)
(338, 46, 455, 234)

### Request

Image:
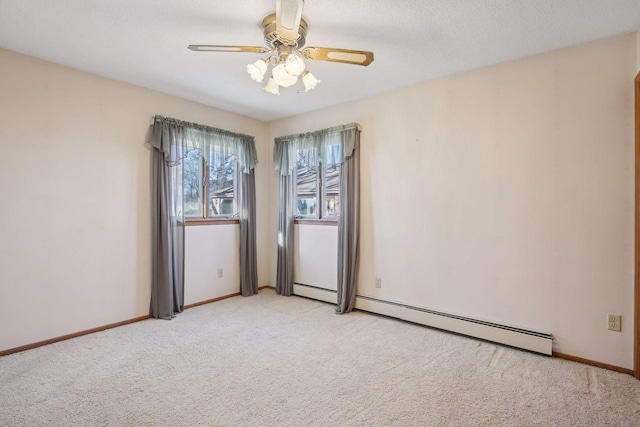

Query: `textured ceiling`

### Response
(1, 0, 639, 122)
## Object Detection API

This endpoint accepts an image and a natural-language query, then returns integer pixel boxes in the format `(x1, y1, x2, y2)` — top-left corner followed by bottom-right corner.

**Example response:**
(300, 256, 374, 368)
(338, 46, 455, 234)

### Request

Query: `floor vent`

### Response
(293, 283, 553, 355)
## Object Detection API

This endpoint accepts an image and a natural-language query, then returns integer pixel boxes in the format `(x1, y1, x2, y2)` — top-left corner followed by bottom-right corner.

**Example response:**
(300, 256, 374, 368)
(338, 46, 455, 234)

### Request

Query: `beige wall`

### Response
(0, 48, 268, 352)
(185, 225, 240, 305)
(637, 29, 640, 72)
(293, 225, 338, 290)
(268, 33, 637, 369)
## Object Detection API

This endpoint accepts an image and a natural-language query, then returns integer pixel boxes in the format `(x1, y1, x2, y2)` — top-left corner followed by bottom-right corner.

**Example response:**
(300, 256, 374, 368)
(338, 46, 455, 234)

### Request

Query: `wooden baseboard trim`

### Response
(183, 293, 241, 309)
(0, 314, 150, 357)
(183, 286, 273, 310)
(553, 352, 634, 376)
(635, 72, 640, 380)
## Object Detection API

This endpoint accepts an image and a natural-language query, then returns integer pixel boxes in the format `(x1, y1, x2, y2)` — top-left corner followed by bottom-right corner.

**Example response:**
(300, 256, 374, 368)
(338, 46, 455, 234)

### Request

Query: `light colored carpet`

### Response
(1, 289, 639, 426)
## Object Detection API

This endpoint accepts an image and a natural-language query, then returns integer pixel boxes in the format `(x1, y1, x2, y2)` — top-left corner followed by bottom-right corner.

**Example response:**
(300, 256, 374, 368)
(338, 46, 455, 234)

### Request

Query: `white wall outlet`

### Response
(375, 277, 382, 288)
(607, 314, 621, 332)
(217, 268, 224, 278)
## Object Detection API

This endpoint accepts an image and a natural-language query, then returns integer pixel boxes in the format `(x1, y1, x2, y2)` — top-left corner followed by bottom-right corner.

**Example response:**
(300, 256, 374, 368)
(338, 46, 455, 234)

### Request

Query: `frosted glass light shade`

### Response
(263, 77, 280, 95)
(285, 53, 306, 76)
(247, 59, 267, 82)
(302, 71, 320, 91)
(272, 63, 297, 87)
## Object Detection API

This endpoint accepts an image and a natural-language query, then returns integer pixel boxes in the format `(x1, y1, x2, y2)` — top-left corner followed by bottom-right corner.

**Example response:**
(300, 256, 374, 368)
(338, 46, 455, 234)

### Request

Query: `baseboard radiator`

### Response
(293, 283, 553, 355)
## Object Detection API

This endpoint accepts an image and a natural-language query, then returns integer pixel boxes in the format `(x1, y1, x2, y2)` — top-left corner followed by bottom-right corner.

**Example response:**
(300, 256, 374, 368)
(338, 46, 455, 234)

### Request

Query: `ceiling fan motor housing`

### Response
(262, 13, 307, 48)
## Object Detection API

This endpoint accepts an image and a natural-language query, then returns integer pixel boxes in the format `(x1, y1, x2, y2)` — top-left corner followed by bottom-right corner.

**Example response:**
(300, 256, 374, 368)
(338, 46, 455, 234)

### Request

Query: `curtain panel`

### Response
(275, 173, 295, 296)
(273, 123, 361, 312)
(148, 116, 259, 319)
(336, 145, 360, 314)
(238, 168, 259, 297)
(149, 146, 185, 319)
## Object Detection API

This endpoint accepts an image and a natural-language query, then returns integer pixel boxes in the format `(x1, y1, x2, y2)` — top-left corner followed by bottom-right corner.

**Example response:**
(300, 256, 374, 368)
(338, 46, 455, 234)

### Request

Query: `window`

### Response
(295, 158, 317, 218)
(295, 144, 341, 220)
(182, 147, 237, 219)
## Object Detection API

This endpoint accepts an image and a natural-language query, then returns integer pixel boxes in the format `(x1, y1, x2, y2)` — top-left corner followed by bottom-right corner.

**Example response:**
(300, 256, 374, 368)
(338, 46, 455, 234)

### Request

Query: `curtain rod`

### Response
(152, 115, 255, 142)
(274, 122, 362, 143)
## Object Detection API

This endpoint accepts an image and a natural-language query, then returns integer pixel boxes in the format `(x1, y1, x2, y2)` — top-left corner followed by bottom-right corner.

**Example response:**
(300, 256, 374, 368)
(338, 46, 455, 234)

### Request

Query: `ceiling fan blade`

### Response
(276, 0, 304, 43)
(188, 45, 269, 53)
(302, 47, 374, 66)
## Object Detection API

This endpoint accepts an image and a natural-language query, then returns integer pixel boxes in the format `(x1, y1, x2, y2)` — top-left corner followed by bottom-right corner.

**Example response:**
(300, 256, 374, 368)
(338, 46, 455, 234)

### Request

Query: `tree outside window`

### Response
(182, 148, 237, 219)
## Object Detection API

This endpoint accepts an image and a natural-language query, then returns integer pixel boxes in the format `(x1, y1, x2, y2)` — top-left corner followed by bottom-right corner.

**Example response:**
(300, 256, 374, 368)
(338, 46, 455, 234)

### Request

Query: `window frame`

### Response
(185, 152, 239, 226)
(294, 160, 338, 226)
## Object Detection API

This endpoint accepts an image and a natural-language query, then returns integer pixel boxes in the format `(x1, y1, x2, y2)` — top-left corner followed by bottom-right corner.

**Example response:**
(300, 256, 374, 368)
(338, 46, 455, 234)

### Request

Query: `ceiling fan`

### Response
(188, 0, 374, 95)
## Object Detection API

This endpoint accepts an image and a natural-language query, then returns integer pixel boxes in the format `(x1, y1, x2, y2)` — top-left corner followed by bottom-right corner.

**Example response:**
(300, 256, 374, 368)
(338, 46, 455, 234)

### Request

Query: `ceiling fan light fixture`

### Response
(190, 4, 374, 95)
(247, 59, 268, 82)
(263, 77, 280, 95)
(272, 63, 297, 87)
(285, 53, 306, 76)
(302, 71, 320, 91)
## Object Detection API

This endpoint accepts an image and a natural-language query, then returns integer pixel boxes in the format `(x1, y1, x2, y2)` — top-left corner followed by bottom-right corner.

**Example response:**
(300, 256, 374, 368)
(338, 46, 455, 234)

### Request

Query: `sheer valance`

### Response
(149, 115, 258, 173)
(273, 122, 361, 176)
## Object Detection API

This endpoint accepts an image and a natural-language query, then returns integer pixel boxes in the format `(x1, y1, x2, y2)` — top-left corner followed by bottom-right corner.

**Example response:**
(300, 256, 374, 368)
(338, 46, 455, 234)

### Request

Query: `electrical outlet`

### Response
(375, 278, 382, 288)
(217, 268, 224, 278)
(607, 314, 621, 332)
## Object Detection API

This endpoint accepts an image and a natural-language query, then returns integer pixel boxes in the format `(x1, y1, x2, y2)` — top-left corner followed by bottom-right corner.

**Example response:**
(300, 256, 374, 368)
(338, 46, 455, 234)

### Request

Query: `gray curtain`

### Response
(149, 125, 186, 319)
(336, 145, 360, 314)
(273, 123, 361, 308)
(148, 115, 258, 318)
(276, 173, 295, 296)
(238, 168, 258, 296)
